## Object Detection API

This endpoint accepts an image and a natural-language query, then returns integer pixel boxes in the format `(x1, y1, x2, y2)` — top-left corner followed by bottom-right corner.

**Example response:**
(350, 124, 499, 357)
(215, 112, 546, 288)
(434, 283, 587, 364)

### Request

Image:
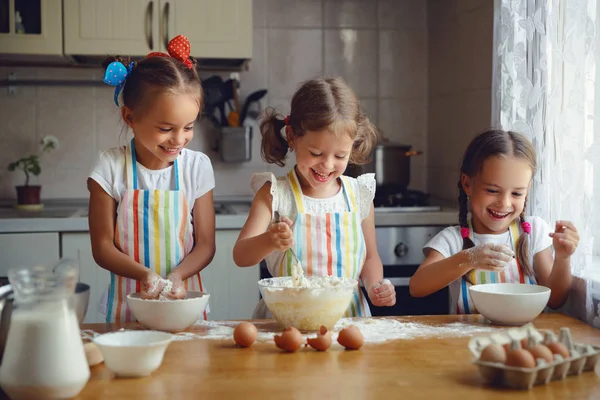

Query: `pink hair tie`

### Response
(460, 227, 470, 239)
(522, 222, 531, 234)
(284, 115, 291, 125)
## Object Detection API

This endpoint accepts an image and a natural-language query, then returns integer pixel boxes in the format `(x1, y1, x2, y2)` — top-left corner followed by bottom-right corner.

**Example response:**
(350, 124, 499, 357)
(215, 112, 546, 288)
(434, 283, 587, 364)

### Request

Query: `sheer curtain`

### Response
(492, 0, 599, 325)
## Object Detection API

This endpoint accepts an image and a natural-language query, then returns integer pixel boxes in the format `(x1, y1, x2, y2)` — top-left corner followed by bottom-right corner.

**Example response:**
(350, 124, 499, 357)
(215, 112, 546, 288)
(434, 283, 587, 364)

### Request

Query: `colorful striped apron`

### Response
(276, 168, 369, 317)
(457, 220, 535, 314)
(104, 139, 206, 323)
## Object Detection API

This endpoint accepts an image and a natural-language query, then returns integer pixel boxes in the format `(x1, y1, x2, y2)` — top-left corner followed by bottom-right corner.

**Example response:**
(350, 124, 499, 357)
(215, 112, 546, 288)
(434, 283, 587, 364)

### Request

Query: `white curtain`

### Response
(492, 0, 599, 325)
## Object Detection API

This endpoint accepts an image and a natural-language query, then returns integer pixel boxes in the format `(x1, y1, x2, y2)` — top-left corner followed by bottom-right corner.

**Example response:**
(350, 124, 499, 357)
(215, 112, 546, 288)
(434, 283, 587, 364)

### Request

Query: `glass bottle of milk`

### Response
(0, 259, 90, 400)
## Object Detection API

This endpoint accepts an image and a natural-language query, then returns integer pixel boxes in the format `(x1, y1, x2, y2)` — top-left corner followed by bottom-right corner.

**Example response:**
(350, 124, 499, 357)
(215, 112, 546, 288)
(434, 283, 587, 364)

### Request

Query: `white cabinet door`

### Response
(0, 0, 63, 55)
(0, 233, 59, 276)
(162, 0, 252, 59)
(61, 232, 110, 324)
(201, 230, 258, 321)
(63, 0, 159, 56)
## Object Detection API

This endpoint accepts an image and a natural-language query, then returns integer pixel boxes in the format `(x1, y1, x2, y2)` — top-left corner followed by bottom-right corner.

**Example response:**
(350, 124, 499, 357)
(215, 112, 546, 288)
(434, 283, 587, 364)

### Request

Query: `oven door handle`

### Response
(361, 277, 410, 288)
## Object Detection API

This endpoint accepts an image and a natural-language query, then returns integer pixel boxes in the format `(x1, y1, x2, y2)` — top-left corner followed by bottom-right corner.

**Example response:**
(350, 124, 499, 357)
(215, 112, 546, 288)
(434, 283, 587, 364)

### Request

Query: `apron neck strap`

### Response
(125, 139, 138, 190)
(339, 176, 357, 212)
(288, 168, 306, 213)
(125, 139, 181, 191)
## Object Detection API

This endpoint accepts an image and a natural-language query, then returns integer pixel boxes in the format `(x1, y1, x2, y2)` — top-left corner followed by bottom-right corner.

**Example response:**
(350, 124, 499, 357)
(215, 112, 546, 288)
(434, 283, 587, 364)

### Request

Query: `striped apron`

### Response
(104, 139, 206, 323)
(254, 168, 369, 318)
(457, 220, 535, 314)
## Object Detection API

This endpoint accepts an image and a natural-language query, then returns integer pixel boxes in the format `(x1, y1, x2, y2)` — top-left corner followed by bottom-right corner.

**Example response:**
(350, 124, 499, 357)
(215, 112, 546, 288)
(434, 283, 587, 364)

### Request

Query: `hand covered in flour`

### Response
(140, 271, 166, 300)
(549, 220, 579, 260)
(268, 215, 294, 251)
(460, 243, 515, 272)
(162, 271, 186, 300)
(367, 279, 396, 307)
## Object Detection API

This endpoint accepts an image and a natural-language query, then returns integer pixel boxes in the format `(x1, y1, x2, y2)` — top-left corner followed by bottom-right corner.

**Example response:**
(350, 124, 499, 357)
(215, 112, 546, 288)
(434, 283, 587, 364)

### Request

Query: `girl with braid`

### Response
(409, 130, 579, 314)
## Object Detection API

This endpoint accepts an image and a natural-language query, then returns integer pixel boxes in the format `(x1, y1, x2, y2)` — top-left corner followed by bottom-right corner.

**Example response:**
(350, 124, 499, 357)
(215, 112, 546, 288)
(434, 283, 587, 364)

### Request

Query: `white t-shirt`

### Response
(423, 215, 553, 314)
(88, 146, 215, 214)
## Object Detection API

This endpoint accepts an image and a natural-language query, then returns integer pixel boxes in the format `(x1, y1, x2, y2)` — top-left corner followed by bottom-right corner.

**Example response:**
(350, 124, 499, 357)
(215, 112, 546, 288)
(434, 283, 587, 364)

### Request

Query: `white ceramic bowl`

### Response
(258, 276, 356, 331)
(93, 330, 173, 378)
(469, 283, 551, 326)
(126, 291, 209, 333)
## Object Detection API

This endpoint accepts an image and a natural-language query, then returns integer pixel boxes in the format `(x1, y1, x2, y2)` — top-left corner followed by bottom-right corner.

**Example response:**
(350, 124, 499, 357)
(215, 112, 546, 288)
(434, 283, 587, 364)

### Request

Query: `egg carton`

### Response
(468, 323, 600, 390)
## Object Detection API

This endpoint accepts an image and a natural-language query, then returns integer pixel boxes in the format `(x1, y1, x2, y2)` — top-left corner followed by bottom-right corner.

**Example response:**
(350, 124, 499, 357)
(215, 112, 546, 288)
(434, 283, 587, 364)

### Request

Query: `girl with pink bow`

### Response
(410, 130, 579, 314)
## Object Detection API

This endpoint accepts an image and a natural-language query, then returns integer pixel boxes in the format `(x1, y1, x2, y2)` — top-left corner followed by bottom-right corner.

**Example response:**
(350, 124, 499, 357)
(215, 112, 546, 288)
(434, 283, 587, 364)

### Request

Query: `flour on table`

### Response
(193, 318, 501, 343)
(81, 318, 501, 344)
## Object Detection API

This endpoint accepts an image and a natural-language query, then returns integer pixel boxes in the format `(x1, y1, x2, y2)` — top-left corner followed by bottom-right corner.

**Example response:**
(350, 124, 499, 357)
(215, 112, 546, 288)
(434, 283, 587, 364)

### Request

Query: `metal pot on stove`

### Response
(345, 139, 422, 190)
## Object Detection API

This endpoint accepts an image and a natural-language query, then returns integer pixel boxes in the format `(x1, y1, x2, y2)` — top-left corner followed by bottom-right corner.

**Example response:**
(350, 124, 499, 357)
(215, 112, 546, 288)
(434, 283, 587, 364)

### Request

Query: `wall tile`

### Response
(267, 29, 323, 99)
(253, 0, 268, 28)
(266, 0, 323, 28)
(379, 0, 426, 30)
(324, 29, 378, 98)
(380, 28, 427, 99)
(324, 0, 378, 28)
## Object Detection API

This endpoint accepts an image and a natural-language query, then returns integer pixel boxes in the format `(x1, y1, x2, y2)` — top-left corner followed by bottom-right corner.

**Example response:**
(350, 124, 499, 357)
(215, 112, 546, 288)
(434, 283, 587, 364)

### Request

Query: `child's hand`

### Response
(367, 279, 396, 307)
(461, 243, 515, 271)
(268, 215, 294, 251)
(164, 271, 186, 300)
(140, 271, 166, 300)
(550, 220, 579, 260)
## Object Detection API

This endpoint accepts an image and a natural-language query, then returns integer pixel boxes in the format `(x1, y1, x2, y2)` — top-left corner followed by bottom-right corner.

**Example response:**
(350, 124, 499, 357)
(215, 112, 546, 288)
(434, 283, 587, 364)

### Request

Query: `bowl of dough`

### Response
(468, 283, 550, 326)
(126, 291, 210, 333)
(258, 276, 357, 331)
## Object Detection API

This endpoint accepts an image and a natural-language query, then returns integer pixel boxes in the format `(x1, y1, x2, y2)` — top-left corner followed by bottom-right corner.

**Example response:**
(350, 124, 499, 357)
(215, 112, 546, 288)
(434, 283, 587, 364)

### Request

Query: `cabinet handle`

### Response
(162, 2, 170, 50)
(145, 1, 154, 50)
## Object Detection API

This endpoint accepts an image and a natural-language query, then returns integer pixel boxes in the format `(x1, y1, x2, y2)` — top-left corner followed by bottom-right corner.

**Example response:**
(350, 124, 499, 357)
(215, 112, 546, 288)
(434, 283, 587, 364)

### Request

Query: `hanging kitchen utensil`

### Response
(202, 75, 229, 127)
(226, 75, 241, 127)
(240, 89, 268, 125)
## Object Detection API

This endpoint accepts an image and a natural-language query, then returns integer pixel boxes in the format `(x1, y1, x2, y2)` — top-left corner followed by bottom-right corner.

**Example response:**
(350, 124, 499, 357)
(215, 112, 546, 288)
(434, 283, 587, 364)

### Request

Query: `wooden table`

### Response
(21, 314, 600, 399)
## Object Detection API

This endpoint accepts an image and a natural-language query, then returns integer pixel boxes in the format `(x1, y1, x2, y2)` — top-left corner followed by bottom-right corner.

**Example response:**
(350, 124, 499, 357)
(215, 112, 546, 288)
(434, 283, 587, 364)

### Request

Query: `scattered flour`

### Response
(82, 318, 502, 344)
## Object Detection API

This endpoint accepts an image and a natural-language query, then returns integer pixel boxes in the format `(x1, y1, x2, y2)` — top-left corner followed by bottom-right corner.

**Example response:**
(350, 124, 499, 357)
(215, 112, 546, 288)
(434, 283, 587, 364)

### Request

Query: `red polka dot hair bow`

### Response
(147, 34, 193, 69)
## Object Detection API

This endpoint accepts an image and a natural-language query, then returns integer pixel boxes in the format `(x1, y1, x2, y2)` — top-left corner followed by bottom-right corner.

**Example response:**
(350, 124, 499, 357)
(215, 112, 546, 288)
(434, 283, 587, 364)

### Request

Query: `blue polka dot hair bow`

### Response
(103, 61, 134, 107)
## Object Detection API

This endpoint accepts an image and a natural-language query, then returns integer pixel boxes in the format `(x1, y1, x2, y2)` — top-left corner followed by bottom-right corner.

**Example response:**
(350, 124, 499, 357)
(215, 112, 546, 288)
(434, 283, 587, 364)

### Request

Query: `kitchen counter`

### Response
(68, 314, 600, 399)
(0, 199, 457, 233)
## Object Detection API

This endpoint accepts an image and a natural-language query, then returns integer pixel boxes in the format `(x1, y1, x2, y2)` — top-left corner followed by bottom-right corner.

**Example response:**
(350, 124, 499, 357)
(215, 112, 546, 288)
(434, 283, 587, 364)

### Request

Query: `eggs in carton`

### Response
(468, 323, 600, 390)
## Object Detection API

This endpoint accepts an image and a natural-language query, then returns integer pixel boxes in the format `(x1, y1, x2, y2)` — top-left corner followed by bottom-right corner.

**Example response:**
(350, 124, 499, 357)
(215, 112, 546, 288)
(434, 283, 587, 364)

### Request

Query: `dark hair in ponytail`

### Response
(259, 77, 377, 167)
(458, 129, 537, 278)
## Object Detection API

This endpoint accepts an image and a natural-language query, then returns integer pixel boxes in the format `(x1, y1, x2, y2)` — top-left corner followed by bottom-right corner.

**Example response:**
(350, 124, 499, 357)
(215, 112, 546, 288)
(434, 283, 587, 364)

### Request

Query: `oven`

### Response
(365, 226, 449, 316)
(258, 225, 451, 316)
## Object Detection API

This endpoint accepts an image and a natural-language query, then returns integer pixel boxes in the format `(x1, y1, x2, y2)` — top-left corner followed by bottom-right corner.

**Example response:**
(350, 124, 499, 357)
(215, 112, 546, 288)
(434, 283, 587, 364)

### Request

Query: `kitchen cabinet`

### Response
(202, 229, 259, 321)
(63, 0, 252, 59)
(0, 232, 59, 276)
(0, 0, 63, 55)
(61, 232, 110, 324)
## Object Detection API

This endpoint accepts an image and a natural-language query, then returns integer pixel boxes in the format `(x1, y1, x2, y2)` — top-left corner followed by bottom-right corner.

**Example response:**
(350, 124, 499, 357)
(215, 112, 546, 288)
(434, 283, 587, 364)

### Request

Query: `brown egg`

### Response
(274, 326, 303, 352)
(520, 338, 530, 349)
(307, 326, 332, 351)
(337, 325, 364, 350)
(506, 339, 536, 369)
(547, 342, 570, 358)
(527, 344, 554, 363)
(233, 322, 258, 348)
(479, 343, 506, 364)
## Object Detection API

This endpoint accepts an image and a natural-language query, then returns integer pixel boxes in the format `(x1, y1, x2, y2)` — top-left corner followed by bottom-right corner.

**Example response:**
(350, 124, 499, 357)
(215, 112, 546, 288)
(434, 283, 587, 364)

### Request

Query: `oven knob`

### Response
(394, 242, 408, 258)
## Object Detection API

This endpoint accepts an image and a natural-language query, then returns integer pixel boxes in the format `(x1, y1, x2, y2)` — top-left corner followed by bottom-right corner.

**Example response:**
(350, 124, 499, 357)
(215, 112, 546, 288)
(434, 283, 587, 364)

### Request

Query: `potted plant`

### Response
(7, 135, 59, 209)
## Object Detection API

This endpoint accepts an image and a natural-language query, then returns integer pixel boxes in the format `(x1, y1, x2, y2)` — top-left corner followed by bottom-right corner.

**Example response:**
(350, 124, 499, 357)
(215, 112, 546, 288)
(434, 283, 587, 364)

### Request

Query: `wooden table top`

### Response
(11, 313, 600, 399)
